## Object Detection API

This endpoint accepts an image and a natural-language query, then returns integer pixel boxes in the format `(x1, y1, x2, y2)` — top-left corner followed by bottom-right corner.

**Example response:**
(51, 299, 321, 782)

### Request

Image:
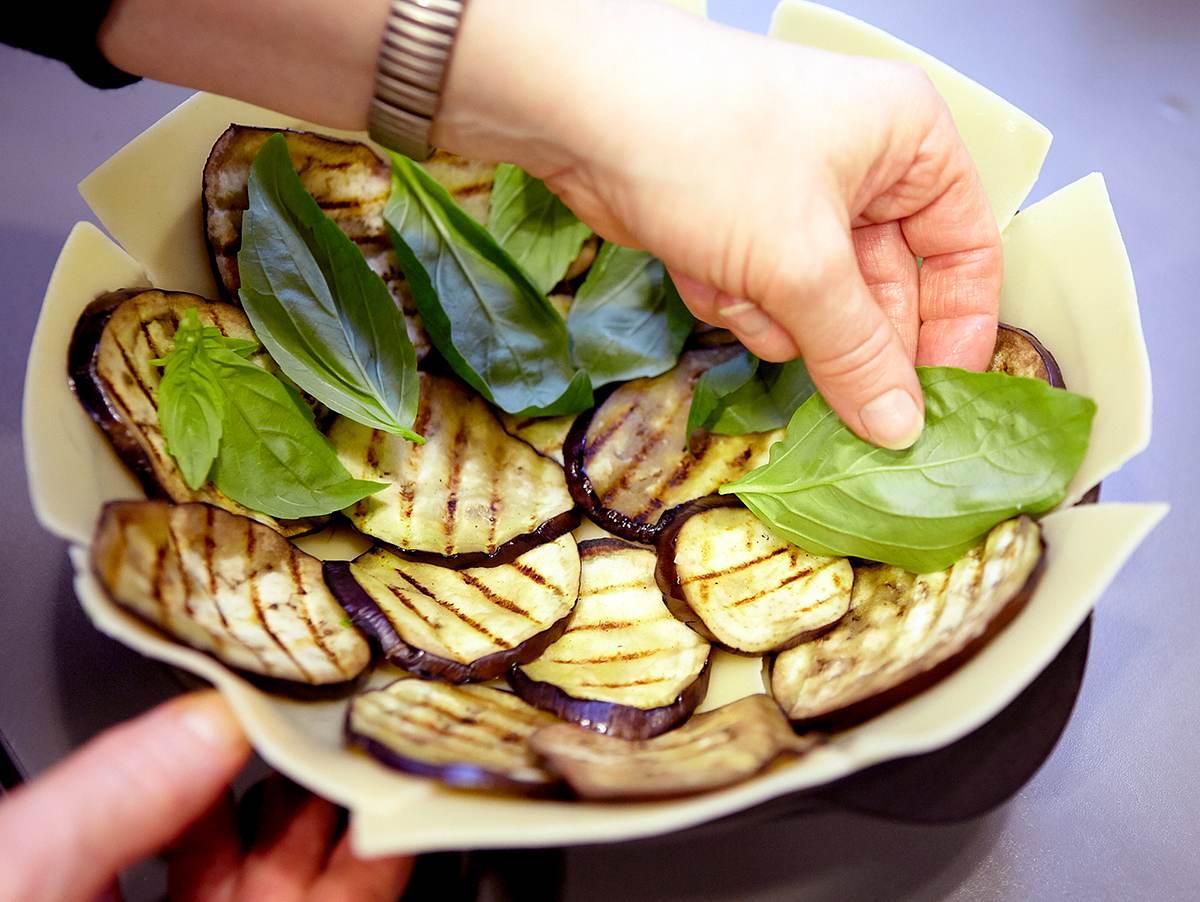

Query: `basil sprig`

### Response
(567, 243, 694, 389)
(154, 310, 385, 518)
(687, 349, 815, 446)
(386, 153, 592, 417)
(722, 367, 1096, 572)
(237, 134, 422, 441)
(488, 163, 592, 294)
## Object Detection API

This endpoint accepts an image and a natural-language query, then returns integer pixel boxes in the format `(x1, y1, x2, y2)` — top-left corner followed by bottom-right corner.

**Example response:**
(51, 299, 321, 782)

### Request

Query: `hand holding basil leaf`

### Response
(154, 309, 385, 519)
(237, 134, 422, 441)
(488, 164, 592, 294)
(687, 349, 815, 447)
(722, 367, 1095, 572)
(386, 153, 591, 417)
(567, 243, 694, 389)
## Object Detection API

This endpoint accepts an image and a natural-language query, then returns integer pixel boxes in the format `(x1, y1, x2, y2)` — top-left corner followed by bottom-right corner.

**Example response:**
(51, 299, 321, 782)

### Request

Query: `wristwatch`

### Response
(368, 0, 468, 161)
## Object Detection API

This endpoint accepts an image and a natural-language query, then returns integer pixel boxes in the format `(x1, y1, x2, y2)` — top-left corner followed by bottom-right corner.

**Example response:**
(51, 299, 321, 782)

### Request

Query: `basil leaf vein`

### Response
(487, 163, 592, 294)
(385, 152, 591, 416)
(567, 243, 694, 389)
(721, 367, 1096, 571)
(237, 133, 421, 441)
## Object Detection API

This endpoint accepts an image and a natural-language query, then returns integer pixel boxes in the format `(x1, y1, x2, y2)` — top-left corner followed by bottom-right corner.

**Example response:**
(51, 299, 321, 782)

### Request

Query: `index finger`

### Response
(900, 116, 1003, 371)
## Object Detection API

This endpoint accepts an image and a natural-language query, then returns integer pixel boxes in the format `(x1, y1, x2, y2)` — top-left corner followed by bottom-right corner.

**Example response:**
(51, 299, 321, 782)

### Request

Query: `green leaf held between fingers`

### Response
(488, 163, 592, 294)
(154, 309, 385, 519)
(567, 243, 695, 389)
(385, 152, 592, 417)
(686, 349, 815, 449)
(721, 367, 1095, 572)
(237, 133, 422, 441)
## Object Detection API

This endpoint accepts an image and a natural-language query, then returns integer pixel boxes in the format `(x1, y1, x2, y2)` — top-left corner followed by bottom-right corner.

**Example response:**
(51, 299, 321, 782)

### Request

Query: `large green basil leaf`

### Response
(386, 153, 591, 417)
(237, 134, 421, 440)
(567, 243, 694, 389)
(722, 367, 1096, 572)
(207, 351, 385, 519)
(488, 163, 592, 294)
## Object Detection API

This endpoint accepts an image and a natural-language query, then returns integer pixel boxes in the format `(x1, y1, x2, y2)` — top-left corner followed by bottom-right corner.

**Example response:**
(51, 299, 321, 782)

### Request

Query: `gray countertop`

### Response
(2, 1, 1197, 898)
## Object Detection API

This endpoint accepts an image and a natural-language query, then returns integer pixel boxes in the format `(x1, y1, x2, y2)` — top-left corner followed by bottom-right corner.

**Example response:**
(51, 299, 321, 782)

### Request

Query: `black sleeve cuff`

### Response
(1, 1, 141, 89)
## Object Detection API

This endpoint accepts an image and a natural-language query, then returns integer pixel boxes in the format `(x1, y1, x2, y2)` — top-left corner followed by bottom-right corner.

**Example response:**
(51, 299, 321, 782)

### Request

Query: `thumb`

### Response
(756, 225, 925, 450)
(0, 690, 250, 902)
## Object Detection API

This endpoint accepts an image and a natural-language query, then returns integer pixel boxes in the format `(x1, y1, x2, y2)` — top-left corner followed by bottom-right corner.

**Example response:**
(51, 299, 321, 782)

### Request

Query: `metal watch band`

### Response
(368, 0, 467, 160)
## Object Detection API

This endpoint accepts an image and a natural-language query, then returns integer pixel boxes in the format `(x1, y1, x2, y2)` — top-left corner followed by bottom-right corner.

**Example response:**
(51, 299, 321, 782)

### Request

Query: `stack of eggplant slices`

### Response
(71, 126, 1057, 802)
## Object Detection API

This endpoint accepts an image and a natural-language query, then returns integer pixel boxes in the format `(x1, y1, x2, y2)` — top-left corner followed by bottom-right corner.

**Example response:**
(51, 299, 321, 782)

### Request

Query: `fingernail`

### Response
(859, 388, 923, 450)
(175, 691, 245, 751)
(718, 299, 774, 336)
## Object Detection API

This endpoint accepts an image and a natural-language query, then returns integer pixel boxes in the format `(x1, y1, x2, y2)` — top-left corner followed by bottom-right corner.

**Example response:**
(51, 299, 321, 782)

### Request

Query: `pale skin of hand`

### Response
(0, 691, 413, 902)
(7, 1, 1002, 895)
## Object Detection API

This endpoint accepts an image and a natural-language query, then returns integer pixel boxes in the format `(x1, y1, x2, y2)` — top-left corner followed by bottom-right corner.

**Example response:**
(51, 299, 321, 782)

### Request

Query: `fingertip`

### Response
(857, 387, 925, 450)
(171, 690, 251, 761)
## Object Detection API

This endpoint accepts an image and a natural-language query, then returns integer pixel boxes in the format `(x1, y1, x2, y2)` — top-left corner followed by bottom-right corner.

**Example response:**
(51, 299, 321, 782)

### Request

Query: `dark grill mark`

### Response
(513, 562, 551, 588)
(730, 565, 819, 608)
(459, 573, 534, 620)
(248, 576, 311, 682)
(394, 572, 510, 647)
(451, 181, 493, 199)
(203, 507, 218, 595)
(680, 546, 791, 585)
(563, 619, 637, 634)
(443, 420, 470, 553)
(549, 648, 659, 665)
(366, 428, 383, 470)
(578, 676, 672, 689)
(386, 584, 439, 630)
(112, 338, 157, 411)
(582, 399, 637, 464)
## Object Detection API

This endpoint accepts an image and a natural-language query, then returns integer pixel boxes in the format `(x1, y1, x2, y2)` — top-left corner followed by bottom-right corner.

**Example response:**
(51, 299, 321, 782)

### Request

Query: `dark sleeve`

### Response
(1, 1, 140, 88)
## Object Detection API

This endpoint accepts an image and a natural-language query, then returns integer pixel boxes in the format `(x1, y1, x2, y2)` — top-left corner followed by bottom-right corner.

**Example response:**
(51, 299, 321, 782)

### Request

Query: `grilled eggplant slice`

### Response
(509, 538, 711, 739)
(990, 323, 1064, 386)
(323, 533, 580, 682)
(656, 497, 853, 654)
(92, 500, 371, 693)
(347, 679, 559, 793)
(564, 347, 780, 544)
(420, 149, 496, 224)
(497, 412, 575, 465)
(69, 289, 322, 536)
(330, 372, 579, 565)
(771, 516, 1045, 730)
(531, 694, 821, 800)
(202, 125, 430, 358)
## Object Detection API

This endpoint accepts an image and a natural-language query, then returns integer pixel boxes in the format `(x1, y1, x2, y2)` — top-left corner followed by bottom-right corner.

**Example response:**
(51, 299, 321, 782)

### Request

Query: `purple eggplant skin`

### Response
(507, 659, 713, 741)
(323, 560, 573, 683)
(368, 508, 583, 571)
(68, 289, 171, 500)
(778, 539, 1047, 735)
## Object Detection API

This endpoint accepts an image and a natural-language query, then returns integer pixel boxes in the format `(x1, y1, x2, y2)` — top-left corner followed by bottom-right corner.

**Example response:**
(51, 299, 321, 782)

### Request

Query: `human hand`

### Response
(438, 0, 1002, 449)
(0, 691, 412, 902)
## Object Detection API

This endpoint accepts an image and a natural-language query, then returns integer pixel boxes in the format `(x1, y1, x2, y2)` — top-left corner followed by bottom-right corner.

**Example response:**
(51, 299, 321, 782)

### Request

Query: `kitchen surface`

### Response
(2, 1, 1197, 898)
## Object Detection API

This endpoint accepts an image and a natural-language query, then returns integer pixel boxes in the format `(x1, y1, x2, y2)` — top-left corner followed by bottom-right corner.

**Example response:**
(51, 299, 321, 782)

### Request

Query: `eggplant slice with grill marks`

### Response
(347, 679, 560, 793)
(531, 694, 822, 801)
(990, 323, 1064, 386)
(92, 500, 372, 694)
(770, 516, 1045, 731)
(509, 538, 711, 739)
(656, 497, 853, 654)
(330, 372, 579, 566)
(202, 125, 430, 359)
(497, 412, 576, 465)
(564, 347, 781, 544)
(69, 288, 324, 537)
(323, 533, 580, 682)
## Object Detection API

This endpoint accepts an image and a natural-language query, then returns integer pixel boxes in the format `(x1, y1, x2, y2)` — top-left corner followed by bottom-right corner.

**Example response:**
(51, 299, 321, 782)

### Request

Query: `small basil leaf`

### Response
(237, 134, 421, 441)
(154, 311, 225, 490)
(686, 349, 759, 445)
(709, 358, 815, 434)
(488, 163, 592, 294)
(207, 350, 385, 519)
(722, 367, 1095, 572)
(567, 244, 694, 389)
(386, 152, 591, 416)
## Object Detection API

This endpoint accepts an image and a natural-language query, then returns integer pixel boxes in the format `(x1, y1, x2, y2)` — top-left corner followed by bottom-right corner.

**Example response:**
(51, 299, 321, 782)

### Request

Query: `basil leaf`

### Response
(709, 358, 816, 434)
(722, 367, 1096, 572)
(207, 350, 385, 519)
(237, 134, 421, 441)
(154, 310, 225, 490)
(385, 152, 591, 417)
(686, 349, 759, 445)
(567, 244, 694, 389)
(488, 163, 592, 294)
